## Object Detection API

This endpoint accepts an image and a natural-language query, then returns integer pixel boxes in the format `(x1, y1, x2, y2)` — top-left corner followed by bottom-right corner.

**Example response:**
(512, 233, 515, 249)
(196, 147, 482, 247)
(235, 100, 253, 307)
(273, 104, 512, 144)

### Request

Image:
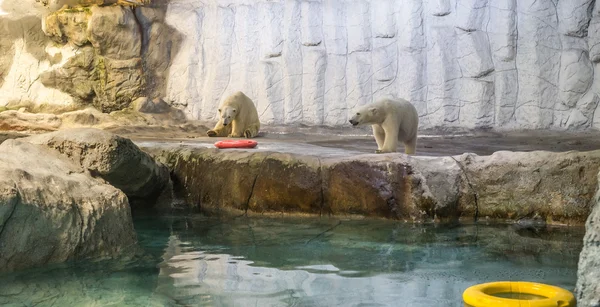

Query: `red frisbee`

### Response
(214, 139, 258, 149)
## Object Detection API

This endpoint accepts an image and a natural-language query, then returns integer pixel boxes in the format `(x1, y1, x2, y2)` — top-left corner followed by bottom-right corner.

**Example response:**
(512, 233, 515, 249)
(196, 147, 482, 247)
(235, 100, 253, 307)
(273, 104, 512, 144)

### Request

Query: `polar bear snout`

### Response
(223, 117, 231, 126)
(349, 119, 359, 126)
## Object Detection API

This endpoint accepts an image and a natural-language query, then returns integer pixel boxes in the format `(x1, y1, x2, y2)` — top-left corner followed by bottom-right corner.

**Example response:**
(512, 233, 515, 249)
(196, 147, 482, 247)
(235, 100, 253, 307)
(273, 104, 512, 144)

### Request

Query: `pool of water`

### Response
(0, 214, 584, 307)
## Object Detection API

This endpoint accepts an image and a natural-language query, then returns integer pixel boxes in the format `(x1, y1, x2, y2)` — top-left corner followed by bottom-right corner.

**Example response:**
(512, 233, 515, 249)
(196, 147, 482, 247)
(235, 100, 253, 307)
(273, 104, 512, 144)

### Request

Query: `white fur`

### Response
(349, 98, 419, 154)
(207, 91, 261, 138)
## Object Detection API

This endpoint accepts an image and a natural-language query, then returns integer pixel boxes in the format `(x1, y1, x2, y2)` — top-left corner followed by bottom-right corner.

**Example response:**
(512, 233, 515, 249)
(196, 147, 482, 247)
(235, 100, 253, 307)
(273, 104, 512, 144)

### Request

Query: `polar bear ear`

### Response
(369, 107, 378, 114)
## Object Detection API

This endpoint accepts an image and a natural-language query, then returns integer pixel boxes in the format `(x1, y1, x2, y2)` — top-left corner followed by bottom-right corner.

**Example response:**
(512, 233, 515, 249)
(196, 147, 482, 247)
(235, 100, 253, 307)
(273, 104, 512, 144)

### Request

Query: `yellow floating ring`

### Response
(463, 281, 575, 307)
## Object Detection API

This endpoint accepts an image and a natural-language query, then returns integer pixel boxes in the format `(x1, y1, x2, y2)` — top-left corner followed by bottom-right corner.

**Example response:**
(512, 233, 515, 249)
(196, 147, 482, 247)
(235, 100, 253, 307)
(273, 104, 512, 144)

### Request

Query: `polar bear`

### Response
(207, 91, 260, 138)
(349, 98, 419, 155)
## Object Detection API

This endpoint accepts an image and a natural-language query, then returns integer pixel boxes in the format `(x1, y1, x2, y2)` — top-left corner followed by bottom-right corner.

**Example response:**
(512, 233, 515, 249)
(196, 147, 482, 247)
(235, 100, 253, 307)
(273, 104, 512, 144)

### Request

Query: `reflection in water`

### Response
(0, 215, 583, 307)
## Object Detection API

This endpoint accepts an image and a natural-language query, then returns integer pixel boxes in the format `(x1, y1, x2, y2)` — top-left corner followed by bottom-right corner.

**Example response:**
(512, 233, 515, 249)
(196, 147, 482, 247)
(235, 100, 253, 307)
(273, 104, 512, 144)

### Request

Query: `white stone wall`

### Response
(164, 0, 600, 130)
(1, 0, 600, 130)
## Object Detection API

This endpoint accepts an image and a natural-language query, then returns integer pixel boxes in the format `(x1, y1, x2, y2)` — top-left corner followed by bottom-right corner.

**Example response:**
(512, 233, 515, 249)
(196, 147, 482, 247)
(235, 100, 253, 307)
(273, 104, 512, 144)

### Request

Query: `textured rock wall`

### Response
(0, 0, 180, 112)
(576, 169, 600, 306)
(162, 0, 600, 130)
(3, 0, 600, 130)
(149, 146, 600, 224)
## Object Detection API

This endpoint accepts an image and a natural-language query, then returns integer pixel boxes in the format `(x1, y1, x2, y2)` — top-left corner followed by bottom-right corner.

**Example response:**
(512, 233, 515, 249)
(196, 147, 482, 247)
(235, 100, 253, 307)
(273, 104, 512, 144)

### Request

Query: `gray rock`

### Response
(559, 49, 593, 108)
(87, 5, 141, 59)
(515, 0, 561, 129)
(566, 108, 591, 129)
(151, 147, 440, 221)
(42, 6, 90, 46)
(488, 0, 517, 63)
(36, 5, 145, 112)
(576, 169, 600, 307)
(557, 0, 594, 37)
(301, 49, 326, 125)
(590, 2, 600, 63)
(149, 146, 600, 225)
(151, 98, 170, 113)
(134, 6, 182, 101)
(456, 30, 494, 79)
(493, 70, 518, 126)
(93, 57, 144, 113)
(0, 132, 27, 144)
(301, 1, 323, 47)
(58, 108, 105, 126)
(455, 0, 488, 32)
(578, 90, 600, 117)
(346, 1, 370, 52)
(257, 0, 286, 127)
(458, 78, 495, 128)
(431, 0, 452, 17)
(409, 156, 461, 220)
(39, 46, 97, 104)
(456, 150, 600, 224)
(0, 139, 137, 273)
(24, 128, 173, 210)
(322, 0, 347, 126)
(282, 0, 303, 124)
(132, 97, 170, 114)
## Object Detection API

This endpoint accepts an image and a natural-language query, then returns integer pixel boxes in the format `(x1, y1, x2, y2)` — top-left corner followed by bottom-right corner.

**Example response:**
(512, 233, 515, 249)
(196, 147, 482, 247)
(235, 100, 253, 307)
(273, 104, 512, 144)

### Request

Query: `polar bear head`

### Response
(349, 106, 379, 126)
(218, 106, 237, 126)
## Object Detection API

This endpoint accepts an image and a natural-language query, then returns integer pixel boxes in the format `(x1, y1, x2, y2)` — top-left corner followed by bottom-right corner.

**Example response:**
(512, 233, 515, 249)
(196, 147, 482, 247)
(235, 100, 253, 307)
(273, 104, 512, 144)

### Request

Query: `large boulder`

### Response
(0, 139, 137, 273)
(150, 147, 439, 221)
(576, 170, 600, 306)
(24, 128, 173, 210)
(148, 145, 600, 224)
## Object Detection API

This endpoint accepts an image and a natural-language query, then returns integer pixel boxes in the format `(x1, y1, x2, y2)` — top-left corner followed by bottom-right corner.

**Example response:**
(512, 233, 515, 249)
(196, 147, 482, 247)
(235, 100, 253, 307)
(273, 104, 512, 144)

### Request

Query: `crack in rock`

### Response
(450, 156, 479, 222)
(245, 153, 272, 214)
(0, 185, 20, 242)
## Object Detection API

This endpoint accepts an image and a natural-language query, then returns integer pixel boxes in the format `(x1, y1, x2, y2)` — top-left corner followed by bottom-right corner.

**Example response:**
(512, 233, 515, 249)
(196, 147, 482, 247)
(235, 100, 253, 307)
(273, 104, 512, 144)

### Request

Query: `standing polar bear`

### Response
(349, 98, 419, 155)
(207, 91, 260, 138)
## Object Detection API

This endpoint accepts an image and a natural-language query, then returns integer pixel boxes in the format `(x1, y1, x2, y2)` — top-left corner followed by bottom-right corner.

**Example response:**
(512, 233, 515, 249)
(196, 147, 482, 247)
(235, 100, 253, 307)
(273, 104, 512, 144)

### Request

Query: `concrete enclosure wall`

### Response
(2, 0, 600, 130)
(163, 0, 600, 130)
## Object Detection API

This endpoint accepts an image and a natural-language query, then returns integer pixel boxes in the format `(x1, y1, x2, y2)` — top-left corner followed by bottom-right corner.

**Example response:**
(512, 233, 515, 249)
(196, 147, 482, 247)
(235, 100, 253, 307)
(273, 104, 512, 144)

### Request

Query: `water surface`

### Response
(0, 215, 583, 307)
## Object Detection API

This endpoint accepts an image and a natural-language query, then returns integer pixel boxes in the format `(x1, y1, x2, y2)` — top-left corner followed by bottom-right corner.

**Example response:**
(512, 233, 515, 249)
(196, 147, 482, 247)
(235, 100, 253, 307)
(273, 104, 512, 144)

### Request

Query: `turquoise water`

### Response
(0, 215, 583, 307)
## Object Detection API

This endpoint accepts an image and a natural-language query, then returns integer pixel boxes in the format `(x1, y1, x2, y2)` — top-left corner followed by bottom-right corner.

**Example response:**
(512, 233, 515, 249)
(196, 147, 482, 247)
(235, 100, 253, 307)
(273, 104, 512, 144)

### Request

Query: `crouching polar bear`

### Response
(349, 98, 419, 155)
(207, 91, 260, 138)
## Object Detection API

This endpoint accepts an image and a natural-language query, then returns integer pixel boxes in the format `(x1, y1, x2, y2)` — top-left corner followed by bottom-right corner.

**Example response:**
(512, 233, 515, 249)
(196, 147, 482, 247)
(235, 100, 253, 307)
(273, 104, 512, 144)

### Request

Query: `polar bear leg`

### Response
(378, 122, 399, 153)
(207, 120, 231, 137)
(404, 136, 417, 155)
(372, 125, 385, 151)
(379, 138, 398, 153)
(228, 120, 243, 137)
(243, 124, 259, 138)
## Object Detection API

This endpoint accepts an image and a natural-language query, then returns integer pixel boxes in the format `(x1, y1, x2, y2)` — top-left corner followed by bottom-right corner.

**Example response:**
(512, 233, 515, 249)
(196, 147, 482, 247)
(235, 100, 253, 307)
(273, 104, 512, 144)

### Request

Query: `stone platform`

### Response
(115, 125, 600, 156)
(132, 126, 600, 225)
